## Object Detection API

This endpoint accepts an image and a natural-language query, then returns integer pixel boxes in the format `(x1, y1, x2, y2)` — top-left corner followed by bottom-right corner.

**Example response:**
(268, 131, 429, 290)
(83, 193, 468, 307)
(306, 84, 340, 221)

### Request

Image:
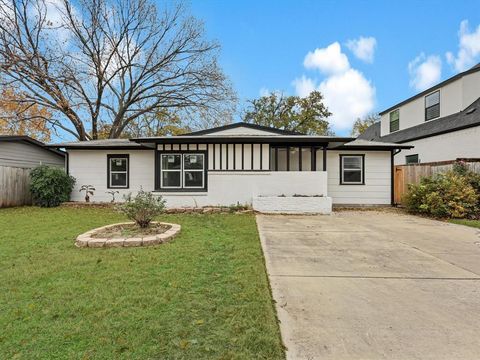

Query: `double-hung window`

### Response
(107, 154, 129, 188)
(340, 155, 364, 185)
(159, 153, 206, 191)
(389, 109, 399, 132)
(425, 91, 440, 121)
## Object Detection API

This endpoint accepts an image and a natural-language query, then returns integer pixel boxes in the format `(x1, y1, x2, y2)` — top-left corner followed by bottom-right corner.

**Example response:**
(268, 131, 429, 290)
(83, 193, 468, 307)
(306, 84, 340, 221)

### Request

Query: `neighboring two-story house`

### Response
(360, 63, 480, 165)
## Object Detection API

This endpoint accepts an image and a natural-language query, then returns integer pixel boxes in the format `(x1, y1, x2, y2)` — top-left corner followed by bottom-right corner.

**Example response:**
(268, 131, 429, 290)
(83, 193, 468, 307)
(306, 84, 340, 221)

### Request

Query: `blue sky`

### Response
(188, 0, 480, 135)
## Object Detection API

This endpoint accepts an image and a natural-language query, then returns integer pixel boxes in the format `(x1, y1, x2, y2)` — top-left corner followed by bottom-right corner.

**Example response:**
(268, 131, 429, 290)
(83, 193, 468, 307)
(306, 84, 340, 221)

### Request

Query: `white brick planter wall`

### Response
(252, 196, 332, 214)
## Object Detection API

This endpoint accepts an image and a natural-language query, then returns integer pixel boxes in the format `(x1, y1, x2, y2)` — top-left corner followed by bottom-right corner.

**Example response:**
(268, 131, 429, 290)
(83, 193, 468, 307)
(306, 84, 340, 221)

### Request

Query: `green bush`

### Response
(404, 171, 478, 218)
(30, 165, 76, 207)
(116, 189, 166, 228)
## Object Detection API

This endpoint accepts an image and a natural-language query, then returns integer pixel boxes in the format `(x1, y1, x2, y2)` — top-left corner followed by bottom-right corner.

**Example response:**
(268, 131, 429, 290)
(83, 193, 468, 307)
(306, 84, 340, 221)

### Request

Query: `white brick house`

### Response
(50, 122, 411, 211)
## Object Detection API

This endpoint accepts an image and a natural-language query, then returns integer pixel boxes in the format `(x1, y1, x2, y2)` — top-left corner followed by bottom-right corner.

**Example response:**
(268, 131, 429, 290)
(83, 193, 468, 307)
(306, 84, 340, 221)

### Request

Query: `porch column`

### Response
(323, 146, 327, 171)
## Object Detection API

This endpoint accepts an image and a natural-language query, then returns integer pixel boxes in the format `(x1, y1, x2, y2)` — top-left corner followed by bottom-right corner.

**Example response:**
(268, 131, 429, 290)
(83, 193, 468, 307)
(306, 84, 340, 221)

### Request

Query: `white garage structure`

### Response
(51, 123, 412, 212)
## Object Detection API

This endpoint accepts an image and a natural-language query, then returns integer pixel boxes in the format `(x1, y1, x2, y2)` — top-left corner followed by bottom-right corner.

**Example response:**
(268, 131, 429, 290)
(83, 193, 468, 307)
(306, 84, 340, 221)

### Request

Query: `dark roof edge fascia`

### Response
(335, 144, 414, 150)
(131, 136, 356, 144)
(181, 122, 305, 136)
(0, 135, 65, 157)
(49, 145, 153, 150)
(379, 65, 480, 115)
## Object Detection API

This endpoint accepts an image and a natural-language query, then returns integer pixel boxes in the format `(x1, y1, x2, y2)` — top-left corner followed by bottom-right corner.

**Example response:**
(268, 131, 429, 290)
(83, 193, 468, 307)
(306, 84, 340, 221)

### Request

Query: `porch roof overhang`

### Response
(331, 139, 414, 150)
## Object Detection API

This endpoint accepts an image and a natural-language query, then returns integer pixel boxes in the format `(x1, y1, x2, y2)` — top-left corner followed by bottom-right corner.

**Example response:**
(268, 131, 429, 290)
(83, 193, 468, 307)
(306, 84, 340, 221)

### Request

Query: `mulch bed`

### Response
(91, 223, 171, 239)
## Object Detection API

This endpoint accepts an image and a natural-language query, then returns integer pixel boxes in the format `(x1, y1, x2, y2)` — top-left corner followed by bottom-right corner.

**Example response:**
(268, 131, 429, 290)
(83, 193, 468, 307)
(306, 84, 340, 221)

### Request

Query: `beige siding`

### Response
(327, 150, 391, 205)
(394, 126, 480, 165)
(380, 70, 480, 137)
(0, 141, 64, 168)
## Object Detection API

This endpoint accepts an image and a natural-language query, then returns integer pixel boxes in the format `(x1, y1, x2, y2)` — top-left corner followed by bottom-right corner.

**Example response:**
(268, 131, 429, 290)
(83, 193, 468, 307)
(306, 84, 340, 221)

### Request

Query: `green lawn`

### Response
(0, 206, 284, 360)
(449, 219, 480, 229)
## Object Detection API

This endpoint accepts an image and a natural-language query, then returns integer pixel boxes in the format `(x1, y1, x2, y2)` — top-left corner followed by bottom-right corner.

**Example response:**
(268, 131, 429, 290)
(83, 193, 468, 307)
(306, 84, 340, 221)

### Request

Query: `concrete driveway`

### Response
(257, 211, 480, 360)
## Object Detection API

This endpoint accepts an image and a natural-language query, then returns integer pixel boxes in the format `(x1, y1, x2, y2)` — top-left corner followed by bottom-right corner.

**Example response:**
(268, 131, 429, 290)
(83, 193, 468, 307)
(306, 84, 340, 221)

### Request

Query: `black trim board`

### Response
(107, 154, 130, 189)
(339, 154, 365, 185)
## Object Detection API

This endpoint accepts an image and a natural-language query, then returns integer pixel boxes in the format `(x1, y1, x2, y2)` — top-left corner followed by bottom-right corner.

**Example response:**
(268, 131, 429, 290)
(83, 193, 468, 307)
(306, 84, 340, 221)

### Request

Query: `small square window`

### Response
(405, 154, 419, 164)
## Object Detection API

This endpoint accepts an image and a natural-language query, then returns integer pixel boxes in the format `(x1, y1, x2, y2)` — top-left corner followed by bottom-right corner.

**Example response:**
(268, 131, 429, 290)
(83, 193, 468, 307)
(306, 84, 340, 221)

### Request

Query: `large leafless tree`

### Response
(0, 0, 235, 140)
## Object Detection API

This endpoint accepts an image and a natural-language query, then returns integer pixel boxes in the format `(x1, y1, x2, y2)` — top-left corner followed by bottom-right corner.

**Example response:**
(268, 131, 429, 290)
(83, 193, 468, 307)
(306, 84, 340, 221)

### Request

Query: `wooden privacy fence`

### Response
(394, 159, 480, 205)
(0, 166, 32, 208)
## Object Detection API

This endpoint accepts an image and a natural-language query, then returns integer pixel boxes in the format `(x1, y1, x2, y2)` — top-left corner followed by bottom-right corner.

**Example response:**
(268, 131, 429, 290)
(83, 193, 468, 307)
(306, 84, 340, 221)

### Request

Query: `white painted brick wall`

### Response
(253, 196, 332, 214)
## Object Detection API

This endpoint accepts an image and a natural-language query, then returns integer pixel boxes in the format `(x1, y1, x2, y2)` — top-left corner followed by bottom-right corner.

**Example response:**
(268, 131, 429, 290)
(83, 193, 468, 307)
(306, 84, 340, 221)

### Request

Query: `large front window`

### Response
(159, 153, 205, 191)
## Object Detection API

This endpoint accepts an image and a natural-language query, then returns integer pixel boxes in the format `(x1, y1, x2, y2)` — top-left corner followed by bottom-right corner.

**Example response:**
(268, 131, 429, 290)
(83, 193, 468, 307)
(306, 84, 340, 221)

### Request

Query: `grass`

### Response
(449, 219, 480, 229)
(0, 206, 284, 360)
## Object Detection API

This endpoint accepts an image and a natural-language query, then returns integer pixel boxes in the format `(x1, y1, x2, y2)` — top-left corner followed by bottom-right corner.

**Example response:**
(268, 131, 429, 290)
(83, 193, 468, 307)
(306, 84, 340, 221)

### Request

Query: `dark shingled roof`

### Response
(48, 138, 150, 149)
(359, 97, 480, 144)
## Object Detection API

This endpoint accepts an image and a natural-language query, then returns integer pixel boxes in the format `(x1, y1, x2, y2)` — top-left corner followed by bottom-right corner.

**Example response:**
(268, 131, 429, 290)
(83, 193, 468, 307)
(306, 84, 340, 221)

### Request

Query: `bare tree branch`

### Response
(0, 0, 236, 140)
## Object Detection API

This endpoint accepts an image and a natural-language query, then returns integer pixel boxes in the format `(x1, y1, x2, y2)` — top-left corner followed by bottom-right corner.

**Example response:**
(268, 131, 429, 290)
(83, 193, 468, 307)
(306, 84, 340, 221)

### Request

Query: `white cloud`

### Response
(346, 36, 377, 63)
(303, 42, 350, 75)
(318, 69, 375, 131)
(292, 76, 316, 98)
(446, 20, 480, 72)
(408, 53, 442, 91)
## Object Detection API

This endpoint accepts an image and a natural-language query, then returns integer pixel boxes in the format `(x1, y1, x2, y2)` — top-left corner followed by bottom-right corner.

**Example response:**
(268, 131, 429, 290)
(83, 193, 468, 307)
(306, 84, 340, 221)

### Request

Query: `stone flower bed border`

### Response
(76, 221, 181, 248)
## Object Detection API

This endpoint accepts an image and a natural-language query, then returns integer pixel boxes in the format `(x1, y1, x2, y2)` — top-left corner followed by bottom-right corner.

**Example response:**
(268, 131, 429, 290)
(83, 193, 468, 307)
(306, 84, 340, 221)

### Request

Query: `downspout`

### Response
(391, 149, 402, 206)
(65, 150, 69, 175)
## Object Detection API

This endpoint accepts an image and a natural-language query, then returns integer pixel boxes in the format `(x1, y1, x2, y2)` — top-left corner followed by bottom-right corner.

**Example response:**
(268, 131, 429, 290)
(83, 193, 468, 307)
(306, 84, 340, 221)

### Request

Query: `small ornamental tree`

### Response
(30, 166, 76, 207)
(116, 190, 166, 228)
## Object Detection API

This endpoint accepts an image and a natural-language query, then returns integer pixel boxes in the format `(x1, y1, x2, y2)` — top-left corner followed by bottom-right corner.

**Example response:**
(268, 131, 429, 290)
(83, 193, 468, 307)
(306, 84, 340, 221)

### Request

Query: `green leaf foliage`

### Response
(29, 165, 76, 207)
(404, 169, 479, 219)
(116, 189, 166, 228)
(243, 90, 333, 135)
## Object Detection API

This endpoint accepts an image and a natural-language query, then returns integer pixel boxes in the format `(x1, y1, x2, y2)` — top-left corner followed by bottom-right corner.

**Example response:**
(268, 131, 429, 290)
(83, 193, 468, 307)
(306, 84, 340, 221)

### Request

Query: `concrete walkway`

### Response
(257, 211, 480, 360)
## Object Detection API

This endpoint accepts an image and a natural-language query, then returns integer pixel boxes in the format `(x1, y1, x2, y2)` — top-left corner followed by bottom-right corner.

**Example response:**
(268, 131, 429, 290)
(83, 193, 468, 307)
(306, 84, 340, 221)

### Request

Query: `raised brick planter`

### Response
(75, 221, 181, 248)
(252, 196, 332, 214)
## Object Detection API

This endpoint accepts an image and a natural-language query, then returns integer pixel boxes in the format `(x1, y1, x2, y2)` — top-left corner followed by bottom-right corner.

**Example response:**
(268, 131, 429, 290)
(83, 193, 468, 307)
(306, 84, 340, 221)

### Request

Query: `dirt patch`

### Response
(91, 223, 171, 239)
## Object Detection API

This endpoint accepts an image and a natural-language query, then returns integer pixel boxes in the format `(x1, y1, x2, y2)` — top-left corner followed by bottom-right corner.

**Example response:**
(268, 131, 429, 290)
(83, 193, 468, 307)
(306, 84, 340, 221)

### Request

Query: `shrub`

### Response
(30, 165, 76, 207)
(116, 189, 166, 228)
(404, 171, 478, 218)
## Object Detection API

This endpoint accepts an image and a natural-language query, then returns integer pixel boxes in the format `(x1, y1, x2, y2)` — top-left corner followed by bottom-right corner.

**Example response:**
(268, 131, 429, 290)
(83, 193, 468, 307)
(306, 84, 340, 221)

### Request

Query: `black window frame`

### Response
(405, 154, 419, 164)
(339, 154, 365, 185)
(155, 150, 208, 192)
(425, 90, 440, 121)
(389, 109, 400, 132)
(107, 154, 129, 189)
(269, 146, 320, 171)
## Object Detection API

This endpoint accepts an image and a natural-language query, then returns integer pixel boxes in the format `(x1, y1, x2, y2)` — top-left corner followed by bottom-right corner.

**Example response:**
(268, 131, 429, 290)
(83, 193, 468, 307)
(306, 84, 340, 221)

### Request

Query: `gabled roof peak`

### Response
(181, 122, 304, 136)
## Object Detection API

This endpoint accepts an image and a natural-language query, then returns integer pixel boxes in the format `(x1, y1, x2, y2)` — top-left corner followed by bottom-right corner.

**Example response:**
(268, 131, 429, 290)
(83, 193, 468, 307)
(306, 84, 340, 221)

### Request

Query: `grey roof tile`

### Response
(359, 97, 480, 143)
